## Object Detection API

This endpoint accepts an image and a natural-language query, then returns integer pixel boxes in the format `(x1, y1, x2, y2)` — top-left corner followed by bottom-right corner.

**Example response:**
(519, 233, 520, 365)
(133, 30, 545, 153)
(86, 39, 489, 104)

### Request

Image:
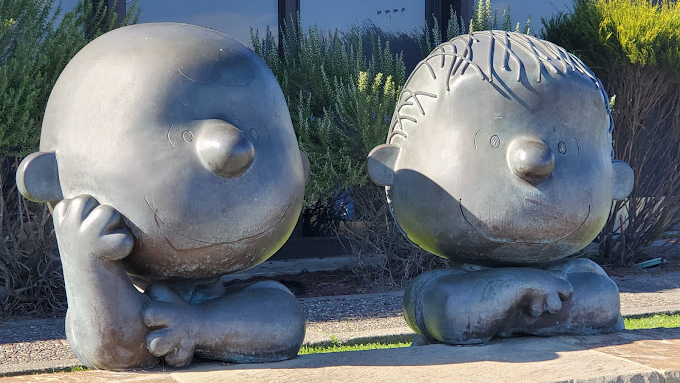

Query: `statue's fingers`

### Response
(146, 328, 180, 357)
(143, 302, 176, 328)
(98, 230, 134, 261)
(52, 199, 69, 227)
(66, 194, 99, 223)
(82, 204, 125, 235)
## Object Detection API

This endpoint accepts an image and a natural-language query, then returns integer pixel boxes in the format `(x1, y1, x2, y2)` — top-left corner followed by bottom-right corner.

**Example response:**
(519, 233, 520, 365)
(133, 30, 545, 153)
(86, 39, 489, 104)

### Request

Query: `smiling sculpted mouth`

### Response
(459, 199, 591, 244)
(145, 196, 291, 246)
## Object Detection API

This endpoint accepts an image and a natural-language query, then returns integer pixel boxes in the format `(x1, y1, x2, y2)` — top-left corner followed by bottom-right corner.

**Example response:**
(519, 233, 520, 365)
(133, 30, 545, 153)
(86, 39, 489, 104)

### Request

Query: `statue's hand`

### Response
(52, 195, 134, 262)
(143, 284, 198, 367)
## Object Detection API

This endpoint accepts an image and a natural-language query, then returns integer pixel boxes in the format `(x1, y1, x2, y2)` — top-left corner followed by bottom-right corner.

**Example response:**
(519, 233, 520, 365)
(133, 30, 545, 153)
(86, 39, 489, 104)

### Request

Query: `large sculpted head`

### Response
(17, 23, 308, 281)
(368, 31, 634, 266)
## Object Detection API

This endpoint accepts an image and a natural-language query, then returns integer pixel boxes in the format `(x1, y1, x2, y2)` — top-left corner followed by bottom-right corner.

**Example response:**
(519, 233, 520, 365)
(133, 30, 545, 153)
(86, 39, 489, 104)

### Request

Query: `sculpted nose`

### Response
(195, 120, 255, 178)
(507, 137, 555, 183)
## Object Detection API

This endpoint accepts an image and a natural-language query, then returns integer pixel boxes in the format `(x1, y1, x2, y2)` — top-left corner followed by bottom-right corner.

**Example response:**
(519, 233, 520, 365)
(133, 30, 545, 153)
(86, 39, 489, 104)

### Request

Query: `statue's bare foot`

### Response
(506, 258, 621, 336)
(144, 280, 306, 365)
(144, 284, 199, 367)
(404, 267, 574, 344)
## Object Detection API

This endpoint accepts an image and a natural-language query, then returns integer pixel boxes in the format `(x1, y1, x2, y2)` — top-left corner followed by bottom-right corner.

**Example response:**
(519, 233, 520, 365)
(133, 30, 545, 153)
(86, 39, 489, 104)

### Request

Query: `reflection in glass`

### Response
(136, 0, 278, 47)
(491, 0, 570, 33)
(300, 0, 424, 34)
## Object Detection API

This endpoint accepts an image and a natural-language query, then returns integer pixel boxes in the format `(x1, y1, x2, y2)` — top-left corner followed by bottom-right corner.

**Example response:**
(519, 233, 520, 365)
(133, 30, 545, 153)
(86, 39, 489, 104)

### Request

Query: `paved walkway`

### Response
(1, 328, 679, 383)
(1, 264, 679, 381)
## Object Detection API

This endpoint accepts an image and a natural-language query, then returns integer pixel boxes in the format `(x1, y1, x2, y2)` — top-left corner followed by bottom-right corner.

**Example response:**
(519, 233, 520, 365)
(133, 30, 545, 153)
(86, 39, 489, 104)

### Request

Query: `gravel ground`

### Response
(1, 271, 679, 370)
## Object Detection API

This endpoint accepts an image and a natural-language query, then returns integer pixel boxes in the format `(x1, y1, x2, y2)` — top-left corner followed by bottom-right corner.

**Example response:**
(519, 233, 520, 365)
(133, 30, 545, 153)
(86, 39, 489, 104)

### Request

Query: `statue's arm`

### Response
(54, 195, 158, 370)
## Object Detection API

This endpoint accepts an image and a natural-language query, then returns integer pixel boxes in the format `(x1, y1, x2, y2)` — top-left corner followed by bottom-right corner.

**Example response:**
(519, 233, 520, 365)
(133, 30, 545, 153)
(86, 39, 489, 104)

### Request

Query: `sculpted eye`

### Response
(558, 141, 567, 154)
(182, 130, 194, 143)
(490, 135, 501, 148)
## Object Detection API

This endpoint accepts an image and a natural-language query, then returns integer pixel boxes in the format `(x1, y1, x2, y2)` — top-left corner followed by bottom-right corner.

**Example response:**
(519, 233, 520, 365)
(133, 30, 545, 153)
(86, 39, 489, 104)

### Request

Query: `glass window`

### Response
(136, 0, 278, 47)
(300, 0, 425, 34)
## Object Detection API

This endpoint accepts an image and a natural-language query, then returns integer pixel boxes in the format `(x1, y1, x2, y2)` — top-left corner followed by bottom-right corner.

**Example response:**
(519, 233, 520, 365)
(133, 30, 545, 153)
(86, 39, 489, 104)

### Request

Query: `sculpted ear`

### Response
(367, 144, 400, 186)
(612, 160, 634, 201)
(16, 151, 63, 203)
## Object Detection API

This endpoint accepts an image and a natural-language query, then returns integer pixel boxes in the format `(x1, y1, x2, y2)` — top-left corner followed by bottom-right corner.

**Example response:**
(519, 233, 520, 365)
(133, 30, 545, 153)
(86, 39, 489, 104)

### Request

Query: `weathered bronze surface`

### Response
(17, 23, 308, 369)
(368, 31, 634, 344)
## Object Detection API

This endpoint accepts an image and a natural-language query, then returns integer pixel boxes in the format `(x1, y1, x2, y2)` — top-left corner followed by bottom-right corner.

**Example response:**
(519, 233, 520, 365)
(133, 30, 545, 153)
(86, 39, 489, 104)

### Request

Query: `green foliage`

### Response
(0, 0, 139, 157)
(470, 0, 492, 31)
(469, 0, 530, 34)
(597, 0, 680, 76)
(624, 314, 680, 329)
(445, 6, 461, 42)
(252, 3, 532, 205)
(298, 340, 411, 355)
(418, 5, 466, 56)
(252, 16, 406, 203)
(543, 0, 680, 78)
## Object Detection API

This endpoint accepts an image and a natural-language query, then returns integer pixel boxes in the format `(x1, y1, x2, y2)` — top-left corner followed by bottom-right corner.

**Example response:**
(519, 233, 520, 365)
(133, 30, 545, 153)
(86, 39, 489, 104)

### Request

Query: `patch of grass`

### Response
(299, 341, 411, 355)
(300, 314, 680, 356)
(624, 314, 680, 330)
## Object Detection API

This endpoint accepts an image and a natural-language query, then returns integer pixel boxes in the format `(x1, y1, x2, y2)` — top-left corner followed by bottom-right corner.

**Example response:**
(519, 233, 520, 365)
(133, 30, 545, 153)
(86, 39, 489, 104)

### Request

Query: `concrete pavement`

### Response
(1, 328, 679, 383)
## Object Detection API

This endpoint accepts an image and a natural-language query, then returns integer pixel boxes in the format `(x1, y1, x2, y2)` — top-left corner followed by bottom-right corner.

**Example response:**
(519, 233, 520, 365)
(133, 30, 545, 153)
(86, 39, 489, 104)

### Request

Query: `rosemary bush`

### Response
(252, 17, 407, 204)
(543, 0, 680, 265)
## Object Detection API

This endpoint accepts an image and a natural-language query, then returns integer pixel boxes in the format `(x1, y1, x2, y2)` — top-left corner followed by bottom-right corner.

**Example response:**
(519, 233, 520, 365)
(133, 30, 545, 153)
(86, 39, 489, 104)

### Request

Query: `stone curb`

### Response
(0, 359, 82, 377)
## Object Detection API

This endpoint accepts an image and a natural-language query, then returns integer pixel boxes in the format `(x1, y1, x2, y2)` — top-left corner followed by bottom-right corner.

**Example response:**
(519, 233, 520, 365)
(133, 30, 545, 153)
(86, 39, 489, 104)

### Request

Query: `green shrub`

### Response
(469, 0, 531, 34)
(543, 0, 680, 265)
(252, 16, 407, 204)
(0, 0, 138, 317)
